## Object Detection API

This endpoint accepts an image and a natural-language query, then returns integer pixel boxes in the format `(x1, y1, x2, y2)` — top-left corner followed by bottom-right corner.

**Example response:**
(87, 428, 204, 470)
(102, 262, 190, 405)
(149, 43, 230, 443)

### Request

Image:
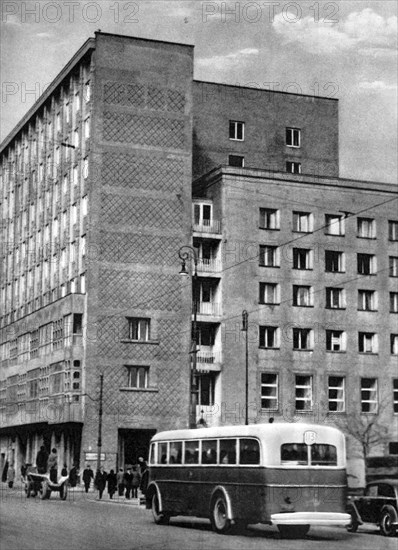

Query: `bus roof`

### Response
(151, 423, 345, 442)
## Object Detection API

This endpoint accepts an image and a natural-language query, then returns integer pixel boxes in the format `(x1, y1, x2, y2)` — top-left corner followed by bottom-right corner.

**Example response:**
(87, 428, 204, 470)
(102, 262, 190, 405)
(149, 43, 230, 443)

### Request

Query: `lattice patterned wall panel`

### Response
(100, 232, 180, 266)
(99, 269, 181, 311)
(101, 194, 183, 231)
(102, 153, 184, 193)
(103, 81, 186, 113)
(103, 112, 185, 149)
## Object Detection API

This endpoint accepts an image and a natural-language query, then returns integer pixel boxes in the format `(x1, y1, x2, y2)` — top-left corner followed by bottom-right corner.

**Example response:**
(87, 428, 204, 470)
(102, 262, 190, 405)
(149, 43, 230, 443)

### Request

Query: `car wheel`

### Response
(151, 492, 169, 525)
(211, 494, 232, 534)
(380, 505, 398, 537)
(278, 525, 310, 539)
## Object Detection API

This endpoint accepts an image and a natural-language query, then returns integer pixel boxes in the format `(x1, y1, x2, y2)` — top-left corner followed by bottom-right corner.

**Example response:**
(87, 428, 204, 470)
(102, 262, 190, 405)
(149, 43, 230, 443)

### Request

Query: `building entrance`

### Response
(118, 429, 156, 468)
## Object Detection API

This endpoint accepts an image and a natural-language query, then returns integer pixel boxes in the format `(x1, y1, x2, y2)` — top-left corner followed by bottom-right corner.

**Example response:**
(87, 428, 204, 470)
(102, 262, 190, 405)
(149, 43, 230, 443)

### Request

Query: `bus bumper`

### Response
(270, 512, 351, 526)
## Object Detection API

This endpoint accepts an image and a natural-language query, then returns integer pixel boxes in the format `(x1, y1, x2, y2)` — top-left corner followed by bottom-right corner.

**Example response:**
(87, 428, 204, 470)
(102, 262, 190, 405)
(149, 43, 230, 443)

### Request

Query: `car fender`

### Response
(380, 504, 398, 525)
(210, 485, 234, 520)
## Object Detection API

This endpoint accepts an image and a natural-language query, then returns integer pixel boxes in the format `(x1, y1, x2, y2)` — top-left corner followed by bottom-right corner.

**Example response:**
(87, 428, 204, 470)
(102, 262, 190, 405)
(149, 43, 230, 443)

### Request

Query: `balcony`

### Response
(196, 348, 222, 371)
(195, 302, 221, 317)
(193, 220, 221, 234)
(197, 258, 221, 273)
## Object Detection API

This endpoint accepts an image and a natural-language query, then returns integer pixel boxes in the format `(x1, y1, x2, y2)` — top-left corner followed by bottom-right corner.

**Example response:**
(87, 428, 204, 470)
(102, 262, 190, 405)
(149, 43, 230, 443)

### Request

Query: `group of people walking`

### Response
(88, 458, 148, 500)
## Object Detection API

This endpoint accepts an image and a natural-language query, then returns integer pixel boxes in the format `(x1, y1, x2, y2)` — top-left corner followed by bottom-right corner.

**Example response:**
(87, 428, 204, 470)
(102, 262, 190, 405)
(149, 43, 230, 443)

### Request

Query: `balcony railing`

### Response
(196, 258, 221, 272)
(196, 349, 222, 364)
(193, 220, 221, 234)
(195, 302, 221, 316)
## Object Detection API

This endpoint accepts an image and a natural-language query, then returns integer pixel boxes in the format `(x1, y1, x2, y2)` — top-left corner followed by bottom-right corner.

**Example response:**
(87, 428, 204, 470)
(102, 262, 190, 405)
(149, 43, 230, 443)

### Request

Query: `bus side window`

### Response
(184, 440, 199, 464)
(158, 442, 168, 464)
(239, 439, 260, 465)
(202, 440, 217, 464)
(170, 441, 182, 464)
(220, 439, 236, 465)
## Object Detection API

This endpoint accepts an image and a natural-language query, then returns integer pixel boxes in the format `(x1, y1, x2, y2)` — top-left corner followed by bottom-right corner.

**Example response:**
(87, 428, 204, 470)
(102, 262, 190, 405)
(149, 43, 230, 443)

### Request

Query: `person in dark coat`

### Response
(138, 457, 148, 496)
(124, 468, 133, 499)
(116, 468, 125, 497)
(82, 465, 94, 493)
(69, 464, 78, 487)
(36, 446, 48, 474)
(94, 466, 107, 499)
(107, 469, 117, 499)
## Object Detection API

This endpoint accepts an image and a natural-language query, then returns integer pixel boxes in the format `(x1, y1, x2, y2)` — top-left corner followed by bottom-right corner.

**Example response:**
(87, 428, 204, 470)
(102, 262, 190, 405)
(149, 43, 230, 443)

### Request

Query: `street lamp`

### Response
(178, 245, 199, 429)
(80, 374, 104, 472)
(242, 310, 249, 425)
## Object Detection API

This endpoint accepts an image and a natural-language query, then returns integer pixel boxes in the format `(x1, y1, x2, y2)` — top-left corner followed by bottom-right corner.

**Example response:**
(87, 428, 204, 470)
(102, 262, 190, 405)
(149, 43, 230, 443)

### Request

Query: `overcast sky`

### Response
(1, 0, 397, 183)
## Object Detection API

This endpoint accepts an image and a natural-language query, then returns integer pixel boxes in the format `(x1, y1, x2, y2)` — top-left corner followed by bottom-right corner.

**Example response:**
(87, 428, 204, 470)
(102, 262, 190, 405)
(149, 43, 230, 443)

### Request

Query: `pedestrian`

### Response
(61, 464, 68, 476)
(7, 465, 15, 488)
(82, 464, 94, 493)
(137, 456, 147, 476)
(47, 448, 58, 482)
(36, 446, 48, 474)
(138, 457, 148, 496)
(1, 460, 9, 483)
(124, 468, 133, 499)
(69, 464, 78, 488)
(116, 468, 125, 497)
(107, 469, 117, 499)
(94, 466, 107, 500)
(131, 466, 141, 498)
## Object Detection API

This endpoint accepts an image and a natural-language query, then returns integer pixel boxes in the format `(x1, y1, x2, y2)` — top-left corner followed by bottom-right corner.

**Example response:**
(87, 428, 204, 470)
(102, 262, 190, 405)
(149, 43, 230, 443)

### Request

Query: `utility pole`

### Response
(242, 310, 249, 425)
(96, 374, 104, 472)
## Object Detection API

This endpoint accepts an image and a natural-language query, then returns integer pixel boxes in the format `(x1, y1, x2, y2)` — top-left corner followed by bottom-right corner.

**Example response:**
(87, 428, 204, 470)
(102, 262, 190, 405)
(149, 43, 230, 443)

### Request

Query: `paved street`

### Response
(0, 485, 396, 550)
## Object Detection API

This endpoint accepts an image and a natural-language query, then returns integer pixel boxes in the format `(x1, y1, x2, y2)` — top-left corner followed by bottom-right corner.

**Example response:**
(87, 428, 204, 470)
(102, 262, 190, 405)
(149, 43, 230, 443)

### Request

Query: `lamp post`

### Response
(96, 374, 104, 473)
(179, 245, 199, 429)
(242, 310, 249, 425)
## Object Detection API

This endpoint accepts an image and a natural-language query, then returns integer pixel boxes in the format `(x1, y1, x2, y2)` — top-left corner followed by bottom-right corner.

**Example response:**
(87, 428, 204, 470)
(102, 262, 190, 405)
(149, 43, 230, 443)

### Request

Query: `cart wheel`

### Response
(40, 480, 51, 500)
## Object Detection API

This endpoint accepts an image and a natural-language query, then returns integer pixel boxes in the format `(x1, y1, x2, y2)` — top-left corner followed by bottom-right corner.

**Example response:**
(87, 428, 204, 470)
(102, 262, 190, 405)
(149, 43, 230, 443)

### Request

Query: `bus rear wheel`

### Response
(151, 493, 169, 525)
(211, 495, 232, 534)
(278, 525, 310, 539)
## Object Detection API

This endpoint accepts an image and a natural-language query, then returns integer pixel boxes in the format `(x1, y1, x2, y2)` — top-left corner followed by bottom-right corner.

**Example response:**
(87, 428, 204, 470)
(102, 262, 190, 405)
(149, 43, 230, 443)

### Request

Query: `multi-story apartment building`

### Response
(0, 32, 396, 485)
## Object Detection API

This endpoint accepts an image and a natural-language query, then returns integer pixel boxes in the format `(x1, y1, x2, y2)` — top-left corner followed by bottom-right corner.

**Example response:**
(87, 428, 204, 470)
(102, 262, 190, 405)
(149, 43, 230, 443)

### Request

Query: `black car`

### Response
(347, 479, 398, 537)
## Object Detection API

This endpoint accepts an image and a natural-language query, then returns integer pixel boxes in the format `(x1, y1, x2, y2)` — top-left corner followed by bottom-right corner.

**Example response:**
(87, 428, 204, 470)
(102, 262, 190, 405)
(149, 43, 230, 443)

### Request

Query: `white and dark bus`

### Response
(145, 422, 351, 538)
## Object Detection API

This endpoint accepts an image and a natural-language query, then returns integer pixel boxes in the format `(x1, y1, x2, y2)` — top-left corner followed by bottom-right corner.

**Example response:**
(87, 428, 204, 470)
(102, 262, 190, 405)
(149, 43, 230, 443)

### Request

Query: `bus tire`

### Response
(380, 506, 397, 537)
(277, 525, 310, 539)
(151, 492, 169, 525)
(211, 494, 232, 534)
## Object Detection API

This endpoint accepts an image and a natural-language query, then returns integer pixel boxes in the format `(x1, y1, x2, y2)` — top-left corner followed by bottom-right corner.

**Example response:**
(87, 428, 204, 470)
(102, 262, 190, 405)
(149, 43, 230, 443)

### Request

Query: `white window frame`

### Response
(390, 292, 398, 313)
(391, 335, 398, 355)
(259, 326, 279, 349)
(394, 379, 398, 414)
(361, 378, 378, 414)
(293, 248, 313, 270)
(229, 120, 244, 141)
(260, 373, 278, 411)
(328, 376, 345, 412)
(126, 365, 149, 389)
(286, 161, 301, 174)
(293, 285, 313, 307)
(259, 282, 279, 305)
(293, 211, 313, 233)
(325, 214, 345, 236)
(325, 250, 345, 273)
(259, 245, 279, 268)
(326, 330, 346, 352)
(358, 253, 377, 275)
(390, 256, 398, 277)
(388, 220, 398, 241)
(358, 332, 378, 354)
(295, 375, 312, 411)
(293, 328, 313, 350)
(128, 318, 150, 341)
(259, 208, 280, 230)
(358, 290, 377, 311)
(286, 127, 301, 148)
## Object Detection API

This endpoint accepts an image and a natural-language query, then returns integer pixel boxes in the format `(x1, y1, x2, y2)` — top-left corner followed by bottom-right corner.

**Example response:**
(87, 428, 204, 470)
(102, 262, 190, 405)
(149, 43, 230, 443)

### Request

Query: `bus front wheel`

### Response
(151, 493, 169, 525)
(277, 525, 310, 539)
(211, 495, 232, 534)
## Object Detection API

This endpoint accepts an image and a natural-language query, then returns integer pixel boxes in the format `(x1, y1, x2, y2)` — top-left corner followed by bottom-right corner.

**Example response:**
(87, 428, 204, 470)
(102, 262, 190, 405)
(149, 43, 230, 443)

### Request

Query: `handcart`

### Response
(24, 466, 69, 500)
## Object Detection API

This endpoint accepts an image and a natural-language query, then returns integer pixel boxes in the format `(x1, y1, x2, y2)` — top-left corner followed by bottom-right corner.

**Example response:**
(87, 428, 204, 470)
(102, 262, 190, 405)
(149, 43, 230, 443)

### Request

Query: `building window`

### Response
(228, 154, 244, 167)
(286, 127, 301, 148)
(293, 285, 313, 307)
(261, 373, 278, 410)
(358, 290, 377, 311)
(326, 287, 345, 309)
(84, 117, 90, 140)
(326, 330, 346, 352)
(357, 253, 376, 275)
(126, 366, 149, 389)
(391, 292, 398, 313)
(361, 378, 378, 413)
(193, 203, 212, 228)
(358, 332, 377, 354)
(293, 211, 312, 233)
(390, 256, 398, 277)
(259, 326, 279, 349)
(325, 250, 345, 272)
(229, 120, 244, 141)
(127, 318, 150, 341)
(259, 245, 279, 267)
(259, 283, 279, 305)
(292, 248, 312, 270)
(293, 328, 312, 350)
(259, 208, 279, 230)
(391, 335, 398, 355)
(390, 441, 398, 453)
(295, 375, 312, 410)
(388, 220, 398, 241)
(328, 376, 345, 412)
(357, 217, 376, 239)
(325, 214, 345, 236)
(286, 161, 301, 174)
(393, 380, 398, 414)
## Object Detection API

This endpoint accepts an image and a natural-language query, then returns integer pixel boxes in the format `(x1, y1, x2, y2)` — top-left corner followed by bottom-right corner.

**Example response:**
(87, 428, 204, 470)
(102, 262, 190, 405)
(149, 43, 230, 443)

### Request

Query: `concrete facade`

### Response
(0, 33, 396, 486)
